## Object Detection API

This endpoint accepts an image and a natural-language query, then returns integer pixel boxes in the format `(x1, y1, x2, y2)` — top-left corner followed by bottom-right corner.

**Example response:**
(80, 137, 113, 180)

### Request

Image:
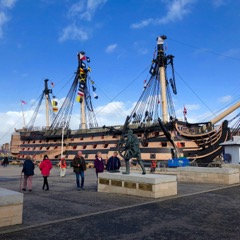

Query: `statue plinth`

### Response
(98, 172, 177, 198)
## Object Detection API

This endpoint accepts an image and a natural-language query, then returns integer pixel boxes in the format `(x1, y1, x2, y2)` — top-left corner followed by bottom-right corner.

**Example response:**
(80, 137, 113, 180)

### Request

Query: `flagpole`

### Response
(21, 101, 26, 128)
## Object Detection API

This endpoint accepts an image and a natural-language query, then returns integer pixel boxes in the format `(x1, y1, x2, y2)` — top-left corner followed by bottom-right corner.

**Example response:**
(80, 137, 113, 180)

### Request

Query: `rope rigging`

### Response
(49, 51, 98, 130)
(26, 79, 56, 130)
(129, 36, 177, 126)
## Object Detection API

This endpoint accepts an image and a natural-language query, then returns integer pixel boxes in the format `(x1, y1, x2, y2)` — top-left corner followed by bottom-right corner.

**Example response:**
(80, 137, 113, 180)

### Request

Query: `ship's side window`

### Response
(180, 142, 185, 147)
(72, 146, 77, 150)
(83, 145, 87, 149)
(93, 144, 97, 149)
(161, 142, 167, 147)
(101, 135, 104, 139)
(104, 144, 108, 148)
(80, 137, 84, 140)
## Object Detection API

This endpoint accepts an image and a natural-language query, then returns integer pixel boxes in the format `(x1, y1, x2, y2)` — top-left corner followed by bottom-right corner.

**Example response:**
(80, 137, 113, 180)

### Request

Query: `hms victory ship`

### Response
(10, 36, 240, 166)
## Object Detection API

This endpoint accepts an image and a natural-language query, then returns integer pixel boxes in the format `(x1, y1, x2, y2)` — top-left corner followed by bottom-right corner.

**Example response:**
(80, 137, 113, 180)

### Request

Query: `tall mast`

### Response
(77, 52, 87, 130)
(81, 96, 86, 129)
(157, 35, 168, 123)
(44, 79, 52, 128)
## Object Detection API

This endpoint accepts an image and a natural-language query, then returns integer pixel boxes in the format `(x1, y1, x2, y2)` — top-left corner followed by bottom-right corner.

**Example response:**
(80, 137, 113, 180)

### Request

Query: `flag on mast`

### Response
(20, 100, 27, 105)
(183, 106, 187, 116)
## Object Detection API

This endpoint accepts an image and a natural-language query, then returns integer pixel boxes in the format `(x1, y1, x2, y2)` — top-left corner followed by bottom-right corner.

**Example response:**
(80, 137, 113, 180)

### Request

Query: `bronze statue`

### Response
(119, 130, 146, 175)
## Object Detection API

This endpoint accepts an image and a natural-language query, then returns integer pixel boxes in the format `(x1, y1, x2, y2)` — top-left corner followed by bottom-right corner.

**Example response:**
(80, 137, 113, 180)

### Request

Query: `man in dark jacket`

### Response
(22, 155, 35, 191)
(72, 151, 86, 190)
(106, 152, 121, 172)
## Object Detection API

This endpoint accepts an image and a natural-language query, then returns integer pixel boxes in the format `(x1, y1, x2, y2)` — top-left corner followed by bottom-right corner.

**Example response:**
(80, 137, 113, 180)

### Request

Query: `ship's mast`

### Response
(81, 96, 86, 129)
(157, 35, 168, 123)
(43, 79, 52, 128)
(77, 52, 87, 130)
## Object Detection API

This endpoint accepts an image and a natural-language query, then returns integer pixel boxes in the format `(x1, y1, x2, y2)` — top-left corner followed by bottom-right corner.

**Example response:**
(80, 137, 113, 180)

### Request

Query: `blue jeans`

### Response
(75, 171, 84, 188)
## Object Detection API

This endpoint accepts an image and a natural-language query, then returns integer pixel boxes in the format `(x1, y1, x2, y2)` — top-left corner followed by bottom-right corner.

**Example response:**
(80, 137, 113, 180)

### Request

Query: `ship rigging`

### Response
(11, 36, 240, 166)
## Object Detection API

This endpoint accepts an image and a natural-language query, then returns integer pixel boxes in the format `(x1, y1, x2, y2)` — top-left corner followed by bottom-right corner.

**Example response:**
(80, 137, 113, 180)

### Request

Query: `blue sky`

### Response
(0, 0, 240, 145)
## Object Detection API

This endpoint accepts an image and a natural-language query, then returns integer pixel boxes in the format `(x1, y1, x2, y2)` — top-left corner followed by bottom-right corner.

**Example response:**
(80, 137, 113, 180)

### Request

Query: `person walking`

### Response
(106, 151, 121, 171)
(94, 151, 105, 178)
(72, 151, 86, 190)
(150, 160, 157, 173)
(59, 157, 67, 177)
(39, 155, 52, 191)
(21, 155, 35, 192)
(3, 156, 9, 167)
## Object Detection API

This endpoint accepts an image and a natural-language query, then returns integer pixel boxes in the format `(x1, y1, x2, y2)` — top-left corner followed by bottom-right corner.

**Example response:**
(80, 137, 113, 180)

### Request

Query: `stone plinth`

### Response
(175, 167, 239, 185)
(0, 188, 23, 227)
(98, 172, 177, 198)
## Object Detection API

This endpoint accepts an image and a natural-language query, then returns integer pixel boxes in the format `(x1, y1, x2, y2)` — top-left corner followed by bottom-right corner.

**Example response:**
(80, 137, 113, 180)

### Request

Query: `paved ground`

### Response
(0, 165, 240, 240)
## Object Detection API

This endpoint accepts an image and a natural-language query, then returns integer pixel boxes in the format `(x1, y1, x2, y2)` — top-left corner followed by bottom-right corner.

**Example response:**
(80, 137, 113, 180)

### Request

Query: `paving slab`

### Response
(0, 166, 239, 239)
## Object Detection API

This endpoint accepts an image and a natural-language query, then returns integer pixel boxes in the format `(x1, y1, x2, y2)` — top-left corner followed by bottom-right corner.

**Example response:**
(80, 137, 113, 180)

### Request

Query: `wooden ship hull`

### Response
(10, 37, 239, 166)
(11, 117, 233, 167)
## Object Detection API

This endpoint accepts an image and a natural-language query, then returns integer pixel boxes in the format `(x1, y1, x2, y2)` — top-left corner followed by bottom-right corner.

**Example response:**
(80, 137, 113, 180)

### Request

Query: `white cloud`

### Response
(220, 48, 240, 59)
(218, 95, 232, 103)
(59, 24, 89, 42)
(0, 0, 17, 8)
(68, 0, 107, 21)
(105, 43, 117, 53)
(0, 11, 8, 37)
(175, 104, 200, 116)
(133, 41, 149, 55)
(0, 99, 134, 145)
(212, 0, 228, 8)
(60, 0, 107, 42)
(0, 0, 17, 38)
(131, 0, 196, 29)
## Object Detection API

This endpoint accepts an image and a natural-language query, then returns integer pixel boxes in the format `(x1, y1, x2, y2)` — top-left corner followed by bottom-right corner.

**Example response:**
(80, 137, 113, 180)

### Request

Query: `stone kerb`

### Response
(176, 167, 239, 185)
(0, 188, 23, 227)
(98, 172, 177, 199)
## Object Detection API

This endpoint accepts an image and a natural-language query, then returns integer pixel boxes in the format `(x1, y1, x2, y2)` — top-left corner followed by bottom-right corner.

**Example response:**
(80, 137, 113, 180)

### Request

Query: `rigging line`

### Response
(0, 94, 43, 142)
(201, 98, 240, 122)
(168, 37, 240, 61)
(174, 70, 216, 116)
(91, 64, 151, 122)
(53, 74, 75, 97)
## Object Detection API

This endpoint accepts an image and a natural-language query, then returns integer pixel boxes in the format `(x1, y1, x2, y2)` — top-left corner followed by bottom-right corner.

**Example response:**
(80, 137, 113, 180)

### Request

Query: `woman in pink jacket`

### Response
(39, 155, 53, 191)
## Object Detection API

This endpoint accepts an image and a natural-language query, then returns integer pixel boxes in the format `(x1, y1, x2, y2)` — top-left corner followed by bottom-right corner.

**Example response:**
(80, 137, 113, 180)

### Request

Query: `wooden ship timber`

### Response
(10, 36, 240, 166)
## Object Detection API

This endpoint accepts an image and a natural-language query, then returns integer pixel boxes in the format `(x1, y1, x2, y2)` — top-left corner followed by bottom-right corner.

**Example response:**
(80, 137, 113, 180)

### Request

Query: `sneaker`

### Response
(77, 187, 81, 190)
(29, 189, 32, 192)
(22, 188, 26, 191)
(81, 187, 85, 190)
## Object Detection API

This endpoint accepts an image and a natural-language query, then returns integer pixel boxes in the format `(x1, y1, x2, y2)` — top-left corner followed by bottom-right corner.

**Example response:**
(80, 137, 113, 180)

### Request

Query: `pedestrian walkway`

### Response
(0, 166, 239, 239)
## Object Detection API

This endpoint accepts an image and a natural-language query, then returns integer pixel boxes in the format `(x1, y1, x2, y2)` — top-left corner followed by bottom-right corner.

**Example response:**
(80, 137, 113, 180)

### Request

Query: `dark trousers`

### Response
(42, 176, 49, 190)
(75, 171, 84, 188)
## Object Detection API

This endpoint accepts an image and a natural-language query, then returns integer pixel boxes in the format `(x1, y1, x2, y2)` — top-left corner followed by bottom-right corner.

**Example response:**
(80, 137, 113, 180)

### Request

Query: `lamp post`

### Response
(61, 122, 66, 158)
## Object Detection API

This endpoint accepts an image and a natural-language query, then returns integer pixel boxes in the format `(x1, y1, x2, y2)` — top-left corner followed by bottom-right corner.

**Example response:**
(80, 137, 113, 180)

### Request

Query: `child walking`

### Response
(59, 157, 67, 177)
